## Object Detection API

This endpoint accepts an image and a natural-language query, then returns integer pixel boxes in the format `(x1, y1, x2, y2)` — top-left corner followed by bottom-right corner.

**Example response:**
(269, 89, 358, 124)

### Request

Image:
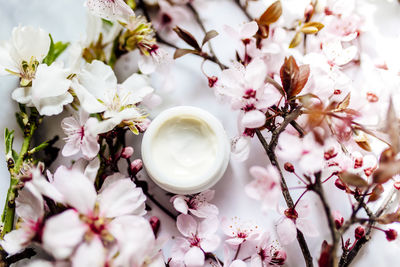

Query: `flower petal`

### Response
(176, 214, 197, 237)
(277, 218, 297, 245)
(42, 210, 88, 259)
(241, 110, 266, 129)
(184, 246, 204, 267)
(173, 196, 189, 214)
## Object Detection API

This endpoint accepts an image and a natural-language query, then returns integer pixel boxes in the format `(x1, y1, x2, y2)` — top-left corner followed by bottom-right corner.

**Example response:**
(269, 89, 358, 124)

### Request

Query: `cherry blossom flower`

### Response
(171, 190, 219, 218)
(85, 0, 134, 21)
(12, 61, 73, 116)
(216, 58, 281, 130)
(276, 199, 318, 245)
(245, 166, 281, 212)
(0, 26, 50, 83)
(221, 217, 260, 246)
(19, 162, 63, 203)
(61, 110, 100, 159)
(170, 215, 220, 267)
(72, 60, 154, 134)
(277, 132, 325, 173)
(322, 40, 357, 67)
(250, 232, 287, 267)
(42, 168, 146, 260)
(0, 184, 44, 255)
(224, 21, 258, 60)
(153, 0, 189, 37)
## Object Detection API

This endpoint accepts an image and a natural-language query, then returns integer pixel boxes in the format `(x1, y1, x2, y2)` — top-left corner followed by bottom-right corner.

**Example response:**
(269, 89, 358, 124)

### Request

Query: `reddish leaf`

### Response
(173, 26, 201, 51)
(339, 172, 368, 188)
(373, 161, 400, 184)
(259, 1, 282, 25)
(280, 56, 299, 98)
(318, 240, 333, 267)
(368, 184, 384, 202)
(293, 64, 310, 96)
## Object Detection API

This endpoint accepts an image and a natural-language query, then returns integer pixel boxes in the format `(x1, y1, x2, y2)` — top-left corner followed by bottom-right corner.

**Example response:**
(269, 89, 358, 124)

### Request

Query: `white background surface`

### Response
(1, 0, 400, 266)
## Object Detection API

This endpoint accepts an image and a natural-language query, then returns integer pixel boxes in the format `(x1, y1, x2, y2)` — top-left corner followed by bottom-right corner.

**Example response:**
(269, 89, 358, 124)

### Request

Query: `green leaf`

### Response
(4, 128, 14, 158)
(43, 34, 70, 65)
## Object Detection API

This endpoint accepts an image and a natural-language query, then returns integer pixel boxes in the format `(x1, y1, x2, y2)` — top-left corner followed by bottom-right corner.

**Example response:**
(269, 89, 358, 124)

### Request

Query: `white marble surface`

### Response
(1, 0, 400, 266)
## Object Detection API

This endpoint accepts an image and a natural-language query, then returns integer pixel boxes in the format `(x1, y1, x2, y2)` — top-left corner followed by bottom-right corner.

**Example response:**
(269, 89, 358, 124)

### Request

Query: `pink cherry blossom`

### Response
(0, 184, 44, 255)
(276, 199, 318, 245)
(250, 232, 286, 267)
(170, 214, 220, 267)
(42, 168, 146, 260)
(61, 110, 100, 159)
(245, 166, 281, 212)
(221, 217, 260, 246)
(171, 190, 219, 218)
(85, 0, 134, 21)
(322, 40, 357, 67)
(216, 58, 281, 131)
(153, 0, 190, 37)
(277, 132, 325, 173)
(224, 21, 258, 60)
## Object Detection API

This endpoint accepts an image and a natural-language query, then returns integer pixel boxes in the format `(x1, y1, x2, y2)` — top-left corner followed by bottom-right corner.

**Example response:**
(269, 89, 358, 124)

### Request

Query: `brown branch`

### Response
(233, 0, 253, 21)
(339, 188, 396, 266)
(187, 3, 228, 70)
(255, 107, 313, 267)
(313, 172, 339, 266)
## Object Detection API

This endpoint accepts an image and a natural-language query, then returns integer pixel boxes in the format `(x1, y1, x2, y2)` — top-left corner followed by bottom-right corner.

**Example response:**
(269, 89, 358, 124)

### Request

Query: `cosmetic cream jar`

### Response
(142, 106, 230, 195)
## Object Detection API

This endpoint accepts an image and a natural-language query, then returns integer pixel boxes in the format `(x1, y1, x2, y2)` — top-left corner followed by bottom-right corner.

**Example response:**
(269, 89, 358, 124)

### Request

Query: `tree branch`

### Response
(255, 107, 313, 267)
(233, 0, 253, 21)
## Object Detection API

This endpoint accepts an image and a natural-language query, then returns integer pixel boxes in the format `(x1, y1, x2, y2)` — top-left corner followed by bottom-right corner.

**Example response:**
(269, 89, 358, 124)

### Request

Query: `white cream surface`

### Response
(151, 116, 217, 181)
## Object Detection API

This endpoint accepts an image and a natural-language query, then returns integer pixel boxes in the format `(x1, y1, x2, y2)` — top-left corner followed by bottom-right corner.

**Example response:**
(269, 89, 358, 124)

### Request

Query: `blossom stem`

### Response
(255, 107, 313, 267)
(1, 108, 39, 238)
(233, 243, 242, 260)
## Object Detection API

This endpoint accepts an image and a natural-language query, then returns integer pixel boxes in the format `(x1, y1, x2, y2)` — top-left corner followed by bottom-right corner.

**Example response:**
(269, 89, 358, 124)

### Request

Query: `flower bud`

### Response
(149, 216, 160, 236)
(121, 146, 134, 159)
(271, 250, 287, 265)
(355, 226, 365, 240)
(208, 76, 218, 88)
(130, 159, 143, 175)
(335, 178, 346, 190)
(284, 162, 295, 173)
(332, 211, 344, 229)
(385, 229, 397, 241)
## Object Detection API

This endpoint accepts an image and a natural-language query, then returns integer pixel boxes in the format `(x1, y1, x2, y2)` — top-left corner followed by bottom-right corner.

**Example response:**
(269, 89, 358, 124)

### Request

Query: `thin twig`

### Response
(233, 0, 253, 20)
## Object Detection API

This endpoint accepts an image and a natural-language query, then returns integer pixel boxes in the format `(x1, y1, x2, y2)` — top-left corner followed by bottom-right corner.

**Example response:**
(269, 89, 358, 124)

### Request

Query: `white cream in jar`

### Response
(142, 106, 230, 194)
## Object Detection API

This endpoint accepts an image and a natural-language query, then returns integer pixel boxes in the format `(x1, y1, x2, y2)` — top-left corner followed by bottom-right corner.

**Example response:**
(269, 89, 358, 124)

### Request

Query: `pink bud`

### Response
(335, 178, 346, 191)
(332, 210, 344, 229)
(121, 146, 134, 159)
(284, 162, 295, 173)
(130, 159, 143, 175)
(208, 76, 218, 88)
(355, 226, 365, 240)
(149, 216, 160, 236)
(271, 250, 286, 265)
(385, 229, 397, 241)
